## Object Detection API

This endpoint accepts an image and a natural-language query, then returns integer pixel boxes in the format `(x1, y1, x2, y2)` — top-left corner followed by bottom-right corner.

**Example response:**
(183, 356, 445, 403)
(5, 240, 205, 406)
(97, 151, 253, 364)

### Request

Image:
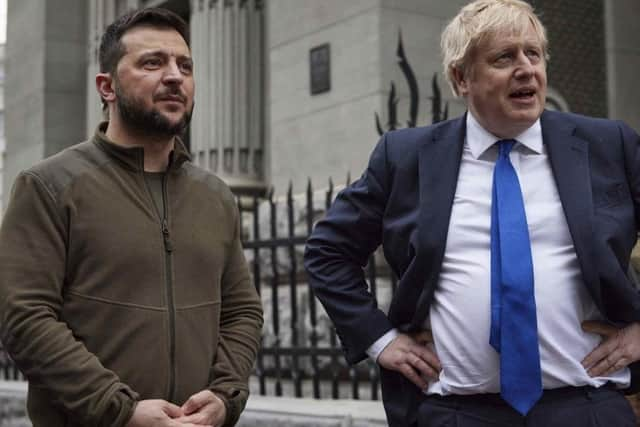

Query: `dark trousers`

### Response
(418, 386, 636, 427)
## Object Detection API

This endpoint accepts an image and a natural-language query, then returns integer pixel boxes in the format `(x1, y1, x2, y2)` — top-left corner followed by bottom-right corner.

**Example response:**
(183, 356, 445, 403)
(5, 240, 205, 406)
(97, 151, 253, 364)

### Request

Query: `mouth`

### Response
(156, 94, 186, 104)
(509, 87, 536, 101)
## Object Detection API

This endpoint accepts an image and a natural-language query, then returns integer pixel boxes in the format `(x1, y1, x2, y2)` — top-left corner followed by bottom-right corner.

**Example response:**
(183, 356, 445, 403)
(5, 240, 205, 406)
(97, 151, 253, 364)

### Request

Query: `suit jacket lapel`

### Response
(541, 111, 601, 308)
(410, 115, 466, 328)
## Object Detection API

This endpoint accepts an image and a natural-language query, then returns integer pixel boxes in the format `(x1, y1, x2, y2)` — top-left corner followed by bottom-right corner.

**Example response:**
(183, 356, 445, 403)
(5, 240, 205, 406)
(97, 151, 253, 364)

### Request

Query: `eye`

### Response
(493, 52, 512, 66)
(179, 60, 193, 75)
(526, 49, 541, 61)
(143, 57, 163, 69)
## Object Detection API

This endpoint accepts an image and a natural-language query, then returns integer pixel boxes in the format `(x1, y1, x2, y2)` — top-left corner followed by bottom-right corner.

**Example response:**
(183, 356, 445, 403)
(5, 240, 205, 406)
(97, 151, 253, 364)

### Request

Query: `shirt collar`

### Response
(466, 111, 543, 159)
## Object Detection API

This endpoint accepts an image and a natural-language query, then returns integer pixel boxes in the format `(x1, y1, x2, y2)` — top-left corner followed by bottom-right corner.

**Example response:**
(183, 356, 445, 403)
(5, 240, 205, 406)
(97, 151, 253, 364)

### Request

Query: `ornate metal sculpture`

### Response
(375, 31, 449, 136)
(430, 73, 449, 124)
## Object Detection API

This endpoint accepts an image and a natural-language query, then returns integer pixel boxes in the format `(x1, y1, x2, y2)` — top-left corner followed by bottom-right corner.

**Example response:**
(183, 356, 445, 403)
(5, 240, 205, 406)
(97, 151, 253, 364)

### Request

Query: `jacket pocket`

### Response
(62, 292, 169, 399)
(594, 182, 628, 208)
(173, 302, 222, 404)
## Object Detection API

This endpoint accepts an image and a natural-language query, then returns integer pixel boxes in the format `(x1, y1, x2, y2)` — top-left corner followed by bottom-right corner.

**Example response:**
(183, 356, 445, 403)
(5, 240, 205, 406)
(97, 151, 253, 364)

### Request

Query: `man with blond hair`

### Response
(305, 0, 640, 425)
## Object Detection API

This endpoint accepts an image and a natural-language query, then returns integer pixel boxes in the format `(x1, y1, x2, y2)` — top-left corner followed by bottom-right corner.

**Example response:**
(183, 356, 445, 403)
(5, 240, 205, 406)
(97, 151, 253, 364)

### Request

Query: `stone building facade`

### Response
(0, 44, 5, 217)
(3, 0, 640, 202)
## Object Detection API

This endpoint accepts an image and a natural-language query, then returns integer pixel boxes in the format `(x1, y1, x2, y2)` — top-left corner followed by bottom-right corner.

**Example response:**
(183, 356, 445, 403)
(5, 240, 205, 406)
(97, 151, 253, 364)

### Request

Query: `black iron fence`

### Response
(239, 179, 396, 400)
(0, 344, 23, 381)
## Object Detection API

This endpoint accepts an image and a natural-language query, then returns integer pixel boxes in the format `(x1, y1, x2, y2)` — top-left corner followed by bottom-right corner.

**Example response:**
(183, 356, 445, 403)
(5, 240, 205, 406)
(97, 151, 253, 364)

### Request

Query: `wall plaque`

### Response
(310, 43, 331, 95)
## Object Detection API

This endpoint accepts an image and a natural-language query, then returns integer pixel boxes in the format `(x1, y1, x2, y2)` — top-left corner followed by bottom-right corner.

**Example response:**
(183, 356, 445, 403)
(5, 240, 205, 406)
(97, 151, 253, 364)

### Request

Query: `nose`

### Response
(514, 51, 534, 79)
(162, 60, 184, 85)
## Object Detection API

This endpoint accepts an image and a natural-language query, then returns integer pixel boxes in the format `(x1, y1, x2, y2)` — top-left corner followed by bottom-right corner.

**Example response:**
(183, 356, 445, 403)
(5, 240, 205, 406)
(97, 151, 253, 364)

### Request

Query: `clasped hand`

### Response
(377, 331, 442, 390)
(126, 389, 226, 427)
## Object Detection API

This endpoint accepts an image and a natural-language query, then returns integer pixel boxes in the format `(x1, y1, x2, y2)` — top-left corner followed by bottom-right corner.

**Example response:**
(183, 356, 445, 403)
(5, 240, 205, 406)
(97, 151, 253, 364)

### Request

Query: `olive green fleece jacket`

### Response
(0, 123, 263, 427)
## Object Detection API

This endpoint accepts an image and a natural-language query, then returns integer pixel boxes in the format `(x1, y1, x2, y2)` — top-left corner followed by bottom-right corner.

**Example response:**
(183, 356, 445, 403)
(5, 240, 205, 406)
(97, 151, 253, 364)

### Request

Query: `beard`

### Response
(115, 84, 193, 140)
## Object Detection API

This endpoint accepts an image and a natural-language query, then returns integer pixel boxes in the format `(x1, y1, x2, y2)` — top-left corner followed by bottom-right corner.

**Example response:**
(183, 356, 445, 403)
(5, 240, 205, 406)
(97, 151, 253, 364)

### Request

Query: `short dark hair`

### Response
(99, 7, 190, 75)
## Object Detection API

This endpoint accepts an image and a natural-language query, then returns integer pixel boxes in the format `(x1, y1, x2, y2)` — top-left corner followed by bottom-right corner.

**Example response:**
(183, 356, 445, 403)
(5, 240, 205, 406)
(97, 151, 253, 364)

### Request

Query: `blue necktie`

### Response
(489, 140, 542, 415)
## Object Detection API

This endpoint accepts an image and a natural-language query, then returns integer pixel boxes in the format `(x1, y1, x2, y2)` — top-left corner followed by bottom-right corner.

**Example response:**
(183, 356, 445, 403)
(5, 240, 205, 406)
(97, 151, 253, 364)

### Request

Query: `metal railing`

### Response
(0, 343, 23, 381)
(239, 179, 395, 400)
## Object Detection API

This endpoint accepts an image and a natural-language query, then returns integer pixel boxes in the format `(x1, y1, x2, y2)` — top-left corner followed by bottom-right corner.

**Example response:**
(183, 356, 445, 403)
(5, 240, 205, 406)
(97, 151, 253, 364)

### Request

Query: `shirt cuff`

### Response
(366, 328, 399, 362)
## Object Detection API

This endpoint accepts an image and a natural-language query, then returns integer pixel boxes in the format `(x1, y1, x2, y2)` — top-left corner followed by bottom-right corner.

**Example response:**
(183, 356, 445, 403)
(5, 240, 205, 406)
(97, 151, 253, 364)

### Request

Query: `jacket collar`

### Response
(92, 121, 192, 173)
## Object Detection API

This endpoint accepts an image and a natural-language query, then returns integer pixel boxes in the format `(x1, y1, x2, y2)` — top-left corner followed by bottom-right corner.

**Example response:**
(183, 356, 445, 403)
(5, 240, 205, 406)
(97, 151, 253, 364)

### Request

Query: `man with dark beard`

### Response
(0, 8, 262, 427)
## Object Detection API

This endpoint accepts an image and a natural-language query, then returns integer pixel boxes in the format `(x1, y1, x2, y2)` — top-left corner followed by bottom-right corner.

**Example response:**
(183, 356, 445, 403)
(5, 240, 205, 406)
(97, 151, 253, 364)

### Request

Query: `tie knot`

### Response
(497, 139, 516, 158)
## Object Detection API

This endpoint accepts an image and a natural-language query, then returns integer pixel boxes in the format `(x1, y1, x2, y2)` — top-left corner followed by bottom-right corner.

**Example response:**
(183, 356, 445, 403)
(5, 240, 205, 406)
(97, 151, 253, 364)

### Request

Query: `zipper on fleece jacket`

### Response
(161, 176, 177, 403)
(142, 171, 177, 403)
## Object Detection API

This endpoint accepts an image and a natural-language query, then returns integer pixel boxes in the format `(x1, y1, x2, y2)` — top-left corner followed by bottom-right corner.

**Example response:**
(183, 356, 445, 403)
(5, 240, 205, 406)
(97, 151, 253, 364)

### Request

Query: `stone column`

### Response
(0, 46, 5, 216)
(190, 0, 206, 167)
(4, 0, 88, 207)
(190, 0, 266, 195)
(249, 0, 265, 184)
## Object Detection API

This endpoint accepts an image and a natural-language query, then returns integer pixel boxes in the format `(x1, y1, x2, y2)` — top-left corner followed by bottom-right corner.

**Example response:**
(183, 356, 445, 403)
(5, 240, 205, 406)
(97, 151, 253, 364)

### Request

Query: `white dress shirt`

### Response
(368, 112, 629, 395)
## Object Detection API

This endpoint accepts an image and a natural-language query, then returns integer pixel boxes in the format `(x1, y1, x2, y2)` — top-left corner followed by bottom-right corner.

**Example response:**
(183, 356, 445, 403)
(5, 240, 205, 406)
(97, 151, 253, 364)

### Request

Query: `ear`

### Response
(451, 66, 469, 97)
(96, 73, 116, 103)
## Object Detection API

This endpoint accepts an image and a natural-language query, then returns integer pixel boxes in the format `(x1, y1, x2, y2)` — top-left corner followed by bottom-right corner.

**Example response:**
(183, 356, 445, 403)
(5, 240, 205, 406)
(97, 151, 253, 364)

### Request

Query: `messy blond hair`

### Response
(441, 0, 548, 96)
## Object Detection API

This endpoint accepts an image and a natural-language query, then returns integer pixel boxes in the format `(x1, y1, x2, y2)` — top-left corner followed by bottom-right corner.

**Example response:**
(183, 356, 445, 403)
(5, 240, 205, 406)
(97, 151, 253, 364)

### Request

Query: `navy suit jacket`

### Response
(304, 110, 640, 426)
